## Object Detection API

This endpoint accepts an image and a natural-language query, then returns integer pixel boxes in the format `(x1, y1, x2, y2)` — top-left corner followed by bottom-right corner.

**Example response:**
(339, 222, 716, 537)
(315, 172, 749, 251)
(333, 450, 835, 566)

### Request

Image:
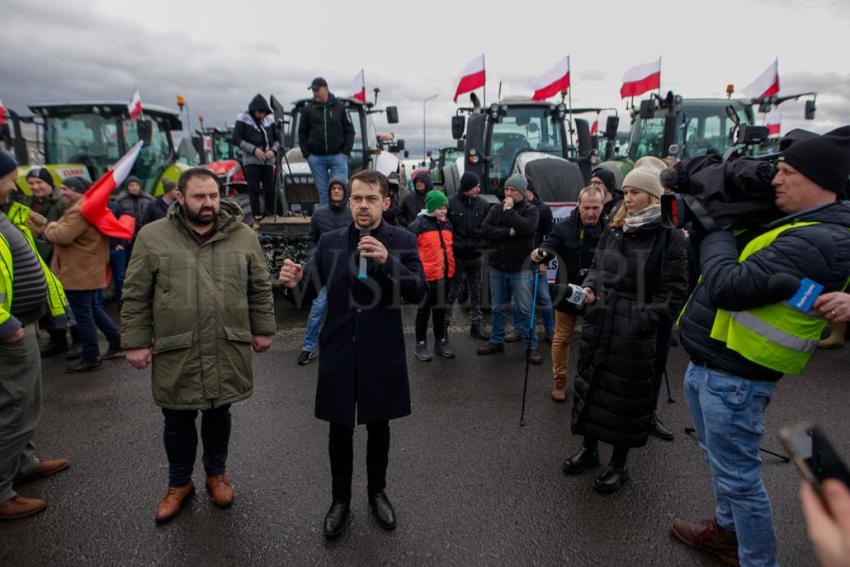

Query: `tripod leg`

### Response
(664, 369, 675, 403)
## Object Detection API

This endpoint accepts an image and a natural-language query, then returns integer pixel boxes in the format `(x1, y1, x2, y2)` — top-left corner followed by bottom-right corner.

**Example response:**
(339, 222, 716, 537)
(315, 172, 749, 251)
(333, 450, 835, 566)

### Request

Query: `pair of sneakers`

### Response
(415, 338, 454, 362)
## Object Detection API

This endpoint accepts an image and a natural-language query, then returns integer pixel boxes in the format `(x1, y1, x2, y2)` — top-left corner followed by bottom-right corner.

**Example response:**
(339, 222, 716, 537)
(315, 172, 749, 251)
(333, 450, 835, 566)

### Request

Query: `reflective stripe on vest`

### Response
(709, 221, 841, 376)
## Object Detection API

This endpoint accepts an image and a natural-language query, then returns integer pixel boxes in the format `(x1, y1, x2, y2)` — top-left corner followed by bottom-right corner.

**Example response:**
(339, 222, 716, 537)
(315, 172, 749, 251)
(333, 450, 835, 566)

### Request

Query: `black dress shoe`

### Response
(476, 342, 505, 355)
(650, 414, 675, 441)
(528, 348, 543, 365)
(368, 491, 396, 530)
(561, 447, 600, 475)
(323, 500, 350, 538)
(65, 343, 83, 360)
(593, 464, 629, 494)
(65, 357, 103, 373)
(40, 338, 69, 358)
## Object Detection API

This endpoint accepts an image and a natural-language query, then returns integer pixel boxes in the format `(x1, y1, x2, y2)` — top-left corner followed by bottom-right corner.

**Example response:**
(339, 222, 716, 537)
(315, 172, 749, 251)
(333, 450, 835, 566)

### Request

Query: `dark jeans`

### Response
(415, 280, 450, 343)
(109, 247, 127, 303)
(446, 255, 483, 326)
(328, 421, 390, 502)
(162, 405, 231, 487)
(244, 164, 276, 220)
(66, 289, 120, 360)
(652, 318, 675, 410)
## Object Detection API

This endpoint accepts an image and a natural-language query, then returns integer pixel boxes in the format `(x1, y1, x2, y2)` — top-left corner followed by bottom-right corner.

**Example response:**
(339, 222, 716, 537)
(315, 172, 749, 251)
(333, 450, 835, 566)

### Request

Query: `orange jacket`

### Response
(407, 214, 455, 282)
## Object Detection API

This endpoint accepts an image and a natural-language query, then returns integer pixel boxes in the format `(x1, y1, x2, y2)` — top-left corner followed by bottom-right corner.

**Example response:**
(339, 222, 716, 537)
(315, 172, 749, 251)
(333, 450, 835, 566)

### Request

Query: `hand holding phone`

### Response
(780, 423, 850, 507)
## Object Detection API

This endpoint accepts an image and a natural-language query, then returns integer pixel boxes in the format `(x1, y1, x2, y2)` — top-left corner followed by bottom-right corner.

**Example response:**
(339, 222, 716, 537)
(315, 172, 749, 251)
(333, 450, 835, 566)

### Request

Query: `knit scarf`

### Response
(622, 204, 661, 233)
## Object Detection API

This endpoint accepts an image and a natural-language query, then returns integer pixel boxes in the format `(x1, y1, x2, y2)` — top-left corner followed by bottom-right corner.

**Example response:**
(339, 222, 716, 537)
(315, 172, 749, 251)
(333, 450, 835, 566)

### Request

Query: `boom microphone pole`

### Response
(520, 267, 541, 427)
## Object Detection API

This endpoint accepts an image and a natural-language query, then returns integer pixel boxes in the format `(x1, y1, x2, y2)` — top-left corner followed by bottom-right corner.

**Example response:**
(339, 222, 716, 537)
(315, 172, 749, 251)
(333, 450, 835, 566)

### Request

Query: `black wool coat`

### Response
(572, 219, 688, 448)
(292, 220, 427, 426)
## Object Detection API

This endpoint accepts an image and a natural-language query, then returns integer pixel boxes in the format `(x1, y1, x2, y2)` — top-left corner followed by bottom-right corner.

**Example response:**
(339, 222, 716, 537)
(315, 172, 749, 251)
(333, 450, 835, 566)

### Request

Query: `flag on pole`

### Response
(453, 54, 486, 103)
(743, 59, 780, 99)
(530, 56, 571, 101)
(0, 98, 6, 126)
(79, 142, 142, 240)
(765, 110, 781, 137)
(127, 90, 143, 120)
(620, 58, 661, 98)
(591, 113, 603, 136)
(350, 69, 366, 103)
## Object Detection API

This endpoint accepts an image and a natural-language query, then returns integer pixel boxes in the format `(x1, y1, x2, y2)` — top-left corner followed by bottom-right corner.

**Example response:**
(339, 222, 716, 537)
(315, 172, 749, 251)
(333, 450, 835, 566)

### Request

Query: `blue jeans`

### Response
(110, 247, 127, 302)
(534, 271, 555, 334)
(490, 268, 537, 349)
(66, 290, 120, 360)
(307, 153, 349, 206)
(302, 287, 328, 353)
(684, 362, 779, 567)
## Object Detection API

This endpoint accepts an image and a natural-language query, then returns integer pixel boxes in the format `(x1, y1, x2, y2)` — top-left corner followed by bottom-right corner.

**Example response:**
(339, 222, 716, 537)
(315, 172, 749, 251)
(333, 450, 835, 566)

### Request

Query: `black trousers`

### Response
(244, 164, 276, 220)
(162, 404, 231, 487)
(446, 255, 483, 326)
(328, 421, 390, 502)
(415, 280, 450, 343)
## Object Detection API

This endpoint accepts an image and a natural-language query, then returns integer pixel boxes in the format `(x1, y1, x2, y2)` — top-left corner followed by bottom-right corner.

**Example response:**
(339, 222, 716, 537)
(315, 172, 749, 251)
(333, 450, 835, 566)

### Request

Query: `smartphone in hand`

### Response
(780, 423, 850, 510)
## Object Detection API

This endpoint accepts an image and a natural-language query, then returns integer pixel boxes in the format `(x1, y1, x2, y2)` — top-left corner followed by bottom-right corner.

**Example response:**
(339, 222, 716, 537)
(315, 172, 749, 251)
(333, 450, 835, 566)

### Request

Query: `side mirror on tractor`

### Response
(639, 99, 656, 120)
(137, 119, 153, 146)
(805, 100, 816, 120)
(385, 106, 399, 124)
(451, 115, 466, 140)
(395, 139, 405, 151)
(605, 116, 620, 141)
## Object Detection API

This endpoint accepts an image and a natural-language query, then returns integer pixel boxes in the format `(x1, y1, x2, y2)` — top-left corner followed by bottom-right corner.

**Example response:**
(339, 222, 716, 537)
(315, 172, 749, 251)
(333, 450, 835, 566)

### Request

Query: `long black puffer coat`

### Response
(572, 217, 688, 448)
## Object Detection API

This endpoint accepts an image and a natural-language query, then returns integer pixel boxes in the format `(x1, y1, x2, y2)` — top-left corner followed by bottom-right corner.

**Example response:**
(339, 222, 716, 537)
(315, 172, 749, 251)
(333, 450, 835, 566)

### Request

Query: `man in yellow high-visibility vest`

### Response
(671, 126, 850, 567)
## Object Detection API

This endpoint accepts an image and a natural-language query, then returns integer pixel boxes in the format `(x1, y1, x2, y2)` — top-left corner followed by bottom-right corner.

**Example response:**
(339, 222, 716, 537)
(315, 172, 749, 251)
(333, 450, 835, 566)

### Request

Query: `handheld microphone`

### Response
(766, 273, 801, 302)
(358, 227, 370, 281)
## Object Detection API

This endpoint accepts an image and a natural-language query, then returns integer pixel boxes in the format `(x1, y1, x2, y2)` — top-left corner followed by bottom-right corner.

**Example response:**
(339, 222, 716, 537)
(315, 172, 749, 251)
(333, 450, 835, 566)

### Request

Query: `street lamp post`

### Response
(423, 93, 439, 165)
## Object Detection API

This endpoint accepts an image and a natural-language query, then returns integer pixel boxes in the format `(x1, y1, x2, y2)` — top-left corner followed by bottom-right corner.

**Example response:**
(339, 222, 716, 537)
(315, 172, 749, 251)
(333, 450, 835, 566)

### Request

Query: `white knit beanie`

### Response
(622, 164, 663, 199)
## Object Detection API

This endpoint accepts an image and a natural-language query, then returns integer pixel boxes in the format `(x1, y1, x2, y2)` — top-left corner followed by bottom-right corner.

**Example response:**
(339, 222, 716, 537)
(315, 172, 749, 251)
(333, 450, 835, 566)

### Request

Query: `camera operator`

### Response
(530, 185, 606, 403)
(672, 126, 850, 567)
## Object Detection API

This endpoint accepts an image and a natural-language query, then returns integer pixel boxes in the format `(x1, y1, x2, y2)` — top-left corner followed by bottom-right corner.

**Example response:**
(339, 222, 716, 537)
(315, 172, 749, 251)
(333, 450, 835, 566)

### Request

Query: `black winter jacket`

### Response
(298, 95, 355, 158)
(481, 199, 540, 271)
(541, 207, 606, 313)
(232, 95, 279, 167)
(680, 201, 850, 382)
(114, 191, 155, 237)
(141, 197, 172, 227)
(528, 193, 553, 247)
(572, 219, 688, 448)
(308, 177, 352, 247)
(447, 192, 492, 259)
(400, 172, 433, 228)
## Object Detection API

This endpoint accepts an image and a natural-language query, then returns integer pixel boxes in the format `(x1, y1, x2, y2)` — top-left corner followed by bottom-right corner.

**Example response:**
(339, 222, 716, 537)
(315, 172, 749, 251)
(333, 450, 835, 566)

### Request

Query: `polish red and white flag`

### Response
(127, 90, 143, 120)
(0, 98, 6, 126)
(765, 110, 782, 137)
(743, 59, 780, 99)
(350, 69, 366, 103)
(79, 142, 143, 240)
(454, 54, 486, 103)
(620, 58, 661, 98)
(530, 56, 570, 101)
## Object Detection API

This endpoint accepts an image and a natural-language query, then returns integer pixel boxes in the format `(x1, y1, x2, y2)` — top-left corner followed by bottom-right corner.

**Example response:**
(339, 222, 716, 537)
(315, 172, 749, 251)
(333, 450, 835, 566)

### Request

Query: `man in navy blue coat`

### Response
(279, 169, 426, 539)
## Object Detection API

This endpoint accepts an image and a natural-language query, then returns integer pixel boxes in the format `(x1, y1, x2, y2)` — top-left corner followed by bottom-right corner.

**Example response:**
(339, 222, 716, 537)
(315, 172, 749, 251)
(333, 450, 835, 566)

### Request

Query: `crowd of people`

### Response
(1, 108, 850, 566)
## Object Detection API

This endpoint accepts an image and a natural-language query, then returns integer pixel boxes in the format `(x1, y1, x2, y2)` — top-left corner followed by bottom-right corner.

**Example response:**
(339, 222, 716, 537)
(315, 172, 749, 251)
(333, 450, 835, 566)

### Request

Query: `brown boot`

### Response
(671, 517, 739, 566)
(818, 321, 847, 349)
(205, 474, 234, 508)
(0, 495, 47, 520)
(154, 482, 195, 523)
(551, 375, 567, 402)
(15, 458, 69, 484)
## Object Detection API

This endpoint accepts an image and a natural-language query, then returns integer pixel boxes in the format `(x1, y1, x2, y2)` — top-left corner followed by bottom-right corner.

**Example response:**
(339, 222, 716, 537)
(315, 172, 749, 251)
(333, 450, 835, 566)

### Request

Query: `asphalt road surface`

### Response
(2, 305, 848, 566)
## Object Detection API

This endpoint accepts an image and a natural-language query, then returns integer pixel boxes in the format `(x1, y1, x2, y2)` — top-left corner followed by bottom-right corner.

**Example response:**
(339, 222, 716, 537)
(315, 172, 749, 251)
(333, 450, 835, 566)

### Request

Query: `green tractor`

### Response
(9, 102, 188, 196)
(429, 144, 464, 192)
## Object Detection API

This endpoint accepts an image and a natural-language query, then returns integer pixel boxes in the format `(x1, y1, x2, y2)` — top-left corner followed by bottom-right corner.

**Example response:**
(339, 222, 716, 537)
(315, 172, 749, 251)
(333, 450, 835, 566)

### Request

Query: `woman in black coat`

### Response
(232, 94, 278, 229)
(561, 159, 688, 493)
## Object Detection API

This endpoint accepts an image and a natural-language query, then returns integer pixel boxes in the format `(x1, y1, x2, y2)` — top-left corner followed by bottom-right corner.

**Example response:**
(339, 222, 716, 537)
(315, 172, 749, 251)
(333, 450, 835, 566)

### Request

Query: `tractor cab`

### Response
(429, 145, 464, 193)
(21, 102, 185, 196)
(193, 127, 241, 164)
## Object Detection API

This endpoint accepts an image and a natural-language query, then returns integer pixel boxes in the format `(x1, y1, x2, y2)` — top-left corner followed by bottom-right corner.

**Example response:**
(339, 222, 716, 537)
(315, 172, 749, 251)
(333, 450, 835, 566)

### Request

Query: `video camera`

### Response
(659, 105, 793, 233)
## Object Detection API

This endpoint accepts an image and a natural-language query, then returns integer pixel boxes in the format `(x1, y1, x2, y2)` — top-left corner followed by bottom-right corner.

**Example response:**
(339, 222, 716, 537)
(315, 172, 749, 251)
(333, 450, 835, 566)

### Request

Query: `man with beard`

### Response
(121, 168, 275, 523)
(279, 170, 426, 539)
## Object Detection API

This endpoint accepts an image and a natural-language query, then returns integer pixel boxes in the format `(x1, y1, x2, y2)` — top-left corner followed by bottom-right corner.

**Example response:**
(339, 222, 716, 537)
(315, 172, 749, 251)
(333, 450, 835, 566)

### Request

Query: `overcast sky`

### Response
(2, 0, 848, 156)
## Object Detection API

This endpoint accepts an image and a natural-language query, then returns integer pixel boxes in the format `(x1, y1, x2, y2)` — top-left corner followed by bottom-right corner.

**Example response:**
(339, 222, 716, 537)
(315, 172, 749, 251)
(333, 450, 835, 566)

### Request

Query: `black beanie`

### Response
(781, 125, 850, 194)
(61, 176, 91, 195)
(124, 175, 142, 190)
(460, 171, 480, 193)
(26, 167, 55, 188)
(590, 167, 617, 194)
(0, 150, 17, 177)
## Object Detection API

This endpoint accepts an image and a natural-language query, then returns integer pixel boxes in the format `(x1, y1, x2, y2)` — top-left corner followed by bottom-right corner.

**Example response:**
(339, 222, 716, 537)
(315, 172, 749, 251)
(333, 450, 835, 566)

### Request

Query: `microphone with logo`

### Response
(358, 227, 370, 281)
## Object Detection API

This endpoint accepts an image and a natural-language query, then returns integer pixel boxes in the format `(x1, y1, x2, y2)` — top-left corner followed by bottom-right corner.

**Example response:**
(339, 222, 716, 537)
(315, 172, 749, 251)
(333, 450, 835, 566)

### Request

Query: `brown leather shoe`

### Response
(671, 517, 739, 566)
(205, 474, 234, 508)
(0, 495, 47, 520)
(154, 482, 195, 523)
(16, 458, 69, 484)
(551, 375, 567, 402)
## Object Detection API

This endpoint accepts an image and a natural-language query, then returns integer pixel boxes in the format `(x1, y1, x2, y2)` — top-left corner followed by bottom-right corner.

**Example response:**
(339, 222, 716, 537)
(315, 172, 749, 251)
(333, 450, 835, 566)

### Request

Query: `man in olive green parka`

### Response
(121, 168, 275, 523)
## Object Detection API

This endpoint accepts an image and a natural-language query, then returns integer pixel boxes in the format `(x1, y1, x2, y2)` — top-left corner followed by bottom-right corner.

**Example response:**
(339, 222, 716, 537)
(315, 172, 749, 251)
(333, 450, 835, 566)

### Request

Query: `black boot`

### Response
(40, 333, 69, 358)
(323, 500, 350, 538)
(368, 491, 396, 530)
(650, 412, 674, 441)
(561, 446, 600, 475)
(593, 463, 630, 493)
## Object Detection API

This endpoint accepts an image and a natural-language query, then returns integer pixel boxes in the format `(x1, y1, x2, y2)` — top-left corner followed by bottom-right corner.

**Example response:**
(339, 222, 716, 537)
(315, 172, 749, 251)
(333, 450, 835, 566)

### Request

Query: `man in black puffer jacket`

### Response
(232, 94, 279, 227)
(671, 127, 850, 567)
(478, 174, 541, 364)
(297, 177, 352, 366)
(299, 78, 355, 208)
(446, 172, 492, 340)
(399, 170, 431, 228)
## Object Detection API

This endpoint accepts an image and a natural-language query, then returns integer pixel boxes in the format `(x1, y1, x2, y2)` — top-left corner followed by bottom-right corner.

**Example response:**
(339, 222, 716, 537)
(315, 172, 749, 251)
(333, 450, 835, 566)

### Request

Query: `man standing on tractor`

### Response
(232, 94, 278, 230)
(299, 78, 355, 207)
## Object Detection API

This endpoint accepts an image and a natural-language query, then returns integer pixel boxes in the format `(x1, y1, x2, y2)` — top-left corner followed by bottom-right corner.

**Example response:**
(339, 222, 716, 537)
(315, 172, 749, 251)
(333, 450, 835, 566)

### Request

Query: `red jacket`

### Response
(407, 213, 455, 282)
